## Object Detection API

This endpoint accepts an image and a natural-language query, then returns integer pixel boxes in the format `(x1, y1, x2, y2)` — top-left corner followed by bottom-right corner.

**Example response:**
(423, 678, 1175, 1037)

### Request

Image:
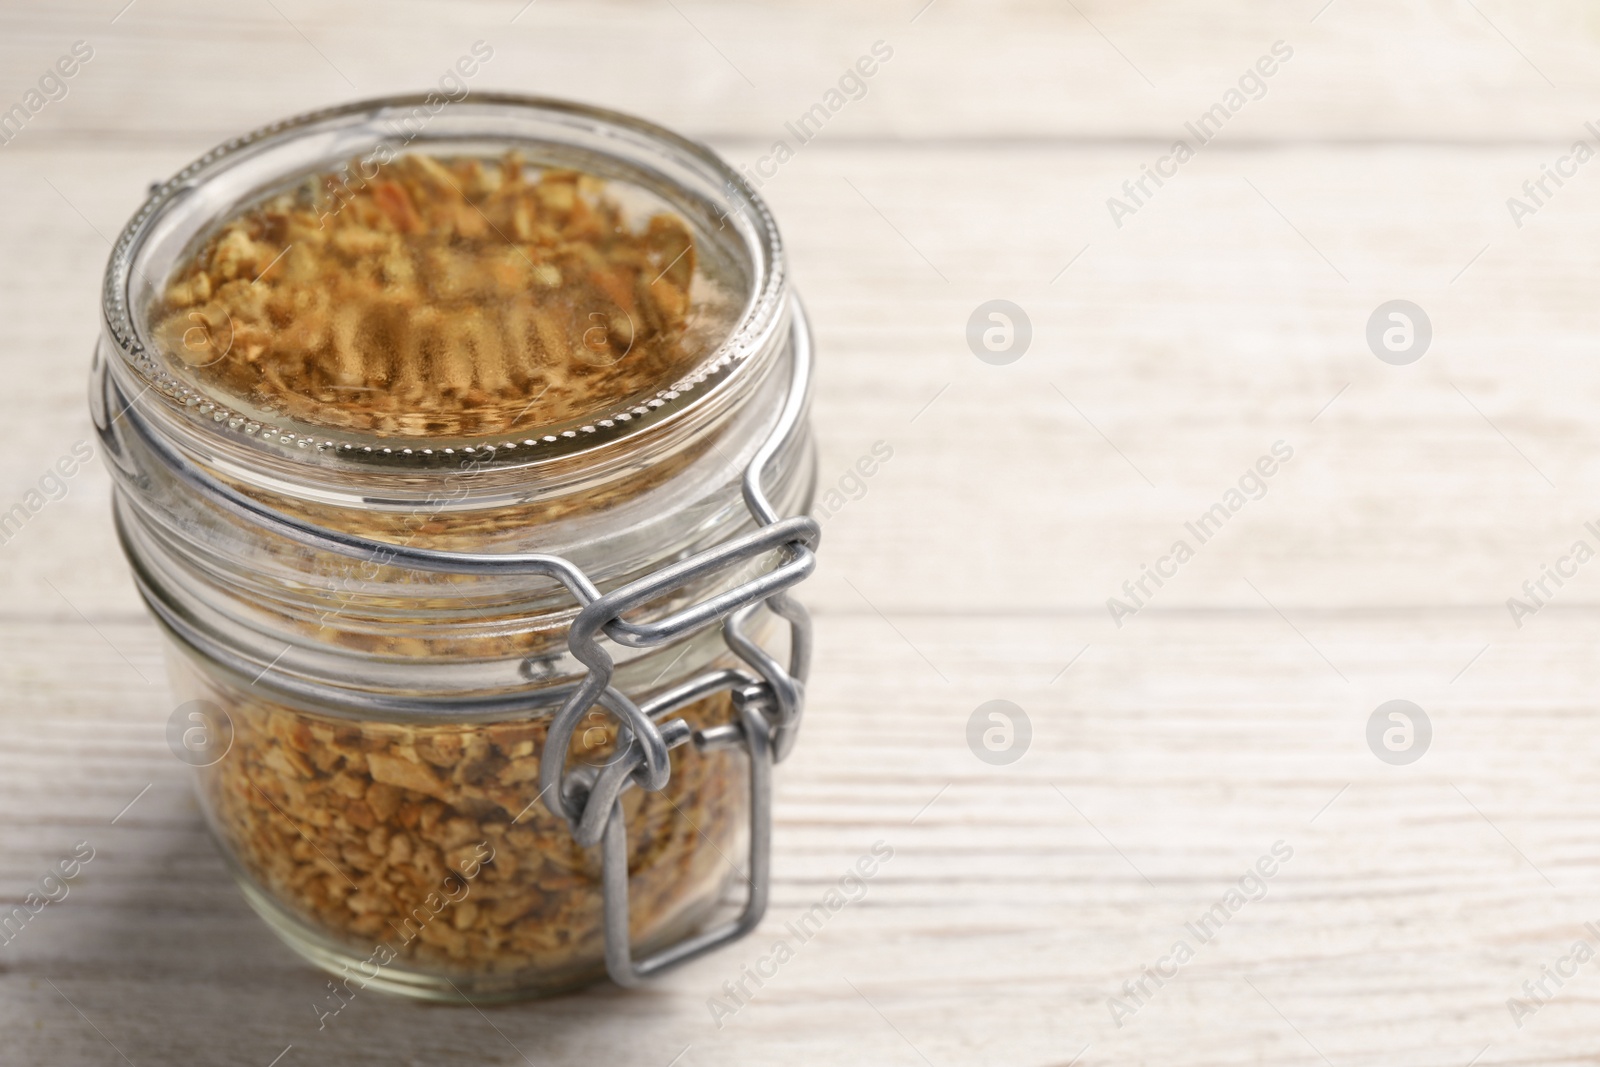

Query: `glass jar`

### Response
(91, 95, 818, 1002)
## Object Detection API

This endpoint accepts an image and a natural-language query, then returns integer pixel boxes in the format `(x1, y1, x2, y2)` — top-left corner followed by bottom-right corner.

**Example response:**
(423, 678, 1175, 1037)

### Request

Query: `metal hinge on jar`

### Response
(538, 305, 818, 986)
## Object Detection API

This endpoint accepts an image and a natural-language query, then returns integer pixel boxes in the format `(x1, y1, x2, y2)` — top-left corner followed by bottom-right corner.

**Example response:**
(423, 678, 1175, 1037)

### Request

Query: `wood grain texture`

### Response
(2, 1, 1599, 1065)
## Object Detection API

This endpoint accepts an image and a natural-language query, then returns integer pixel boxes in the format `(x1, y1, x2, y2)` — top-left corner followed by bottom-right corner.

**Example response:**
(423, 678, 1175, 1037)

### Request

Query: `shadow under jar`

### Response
(92, 95, 818, 1002)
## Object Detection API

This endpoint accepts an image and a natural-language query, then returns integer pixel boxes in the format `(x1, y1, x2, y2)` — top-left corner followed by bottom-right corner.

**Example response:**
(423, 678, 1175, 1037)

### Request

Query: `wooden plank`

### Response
(0, 0, 1595, 146)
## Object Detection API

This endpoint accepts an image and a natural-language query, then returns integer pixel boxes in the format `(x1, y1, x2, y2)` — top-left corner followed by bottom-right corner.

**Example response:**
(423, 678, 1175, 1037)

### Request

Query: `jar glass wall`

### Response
(95, 95, 814, 1001)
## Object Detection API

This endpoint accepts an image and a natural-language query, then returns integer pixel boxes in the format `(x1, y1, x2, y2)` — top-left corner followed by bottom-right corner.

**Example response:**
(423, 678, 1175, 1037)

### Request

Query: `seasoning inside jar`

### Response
(171, 658, 743, 995)
(150, 151, 736, 440)
(102, 100, 810, 1003)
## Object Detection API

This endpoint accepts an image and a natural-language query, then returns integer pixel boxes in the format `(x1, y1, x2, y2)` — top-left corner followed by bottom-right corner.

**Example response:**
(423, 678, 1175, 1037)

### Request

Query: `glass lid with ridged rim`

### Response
(101, 94, 785, 470)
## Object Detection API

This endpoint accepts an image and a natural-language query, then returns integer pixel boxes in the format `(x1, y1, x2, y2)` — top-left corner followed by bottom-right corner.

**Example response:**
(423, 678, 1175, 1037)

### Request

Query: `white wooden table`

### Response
(4, 1, 1600, 1063)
